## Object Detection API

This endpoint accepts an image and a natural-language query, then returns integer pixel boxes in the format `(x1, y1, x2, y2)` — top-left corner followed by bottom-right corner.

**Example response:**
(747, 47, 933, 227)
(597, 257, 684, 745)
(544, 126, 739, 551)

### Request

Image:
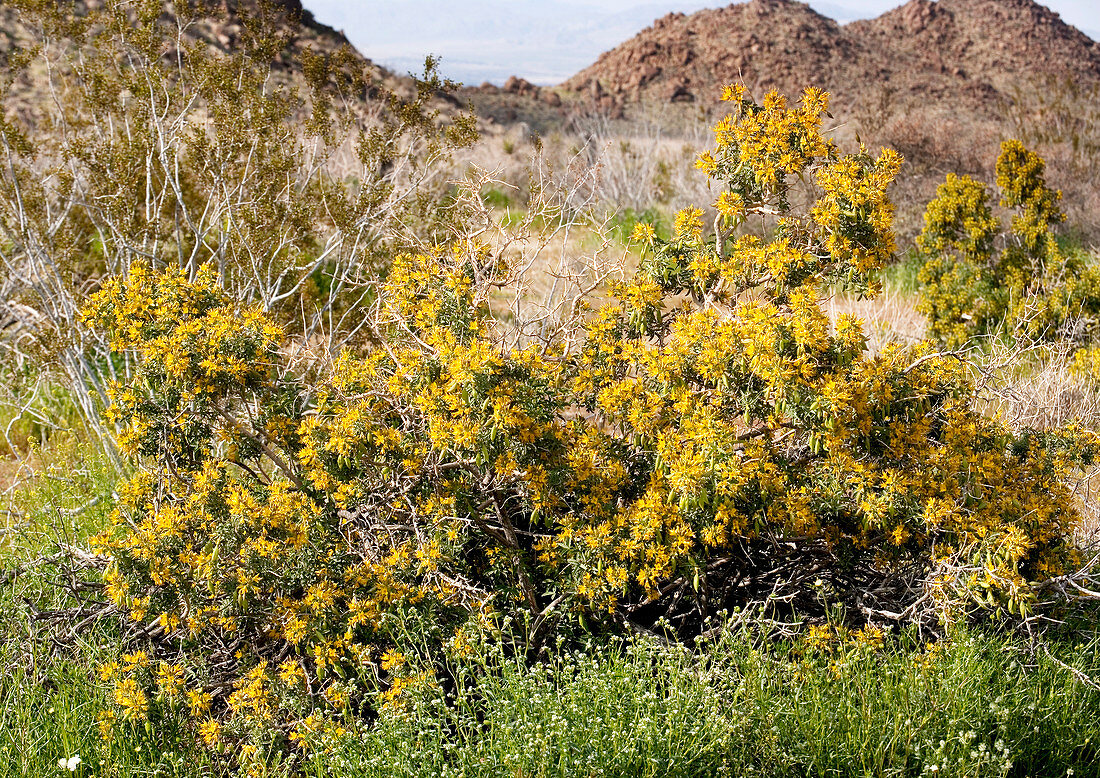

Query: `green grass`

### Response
(480, 187, 515, 209)
(302, 627, 1100, 778)
(1, 438, 119, 560)
(0, 429, 217, 777)
(0, 370, 89, 459)
(0, 643, 216, 778)
(605, 206, 671, 245)
(4, 602, 1098, 777)
(881, 248, 926, 296)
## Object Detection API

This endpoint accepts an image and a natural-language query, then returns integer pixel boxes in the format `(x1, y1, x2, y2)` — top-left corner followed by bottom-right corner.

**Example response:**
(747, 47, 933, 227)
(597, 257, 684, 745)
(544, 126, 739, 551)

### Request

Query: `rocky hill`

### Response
(549, 0, 1100, 237)
(561, 0, 1100, 117)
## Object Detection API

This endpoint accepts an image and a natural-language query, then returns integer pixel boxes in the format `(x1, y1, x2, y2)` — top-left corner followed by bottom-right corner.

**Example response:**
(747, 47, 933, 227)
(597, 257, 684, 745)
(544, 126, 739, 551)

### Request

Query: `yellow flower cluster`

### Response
(641, 89, 901, 305)
(918, 174, 998, 263)
(810, 147, 902, 274)
(703, 87, 834, 201)
(997, 139, 1065, 253)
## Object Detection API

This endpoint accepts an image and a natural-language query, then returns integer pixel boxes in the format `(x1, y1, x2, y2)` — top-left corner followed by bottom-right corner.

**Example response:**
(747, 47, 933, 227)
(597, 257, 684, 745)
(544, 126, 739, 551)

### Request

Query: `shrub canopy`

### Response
(86, 87, 1096, 754)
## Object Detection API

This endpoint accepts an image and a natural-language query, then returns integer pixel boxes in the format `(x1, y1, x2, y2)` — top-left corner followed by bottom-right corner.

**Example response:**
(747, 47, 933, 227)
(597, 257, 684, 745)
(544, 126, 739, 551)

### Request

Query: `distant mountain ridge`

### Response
(336, 0, 721, 85)
(561, 0, 1100, 116)
(300, 0, 1100, 87)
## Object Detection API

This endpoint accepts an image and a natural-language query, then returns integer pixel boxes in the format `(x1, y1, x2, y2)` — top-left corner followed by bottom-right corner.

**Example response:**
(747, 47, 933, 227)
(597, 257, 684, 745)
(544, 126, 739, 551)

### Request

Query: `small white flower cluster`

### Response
(58, 754, 81, 771)
(916, 729, 1013, 777)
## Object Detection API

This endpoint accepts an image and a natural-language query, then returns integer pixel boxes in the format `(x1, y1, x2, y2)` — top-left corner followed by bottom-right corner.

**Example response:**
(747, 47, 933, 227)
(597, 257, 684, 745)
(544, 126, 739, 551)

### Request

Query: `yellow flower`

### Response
(714, 191, 744, 220)
(156, 662, 185, 699)
(720, 84, 746, 103)
(114, 678, 148, 722)
(674, 207, 704, 240)
(630, 221, 656, 244)
(199, 718, 222, 748)
(187, 688, 212, 716)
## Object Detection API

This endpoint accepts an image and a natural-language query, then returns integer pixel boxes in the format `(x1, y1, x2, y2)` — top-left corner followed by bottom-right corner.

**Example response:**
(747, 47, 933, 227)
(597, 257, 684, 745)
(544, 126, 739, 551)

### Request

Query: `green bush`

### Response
(918, 140, 1100, 349)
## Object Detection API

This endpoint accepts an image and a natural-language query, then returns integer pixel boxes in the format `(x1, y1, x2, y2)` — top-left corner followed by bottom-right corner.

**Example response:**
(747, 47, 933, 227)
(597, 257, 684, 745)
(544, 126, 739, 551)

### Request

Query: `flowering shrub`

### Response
(86, 88, 1095, 758)
(918, 140, 1100, 348)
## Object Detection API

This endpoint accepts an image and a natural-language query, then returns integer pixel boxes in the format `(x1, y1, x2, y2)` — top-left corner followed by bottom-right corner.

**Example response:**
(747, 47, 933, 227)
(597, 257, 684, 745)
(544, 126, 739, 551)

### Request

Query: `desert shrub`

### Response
(917, 140, 1100, 349)
(79, 86, 1100, 762)
(0, 0, 477, 435)
(1003, 75, 1100, 239)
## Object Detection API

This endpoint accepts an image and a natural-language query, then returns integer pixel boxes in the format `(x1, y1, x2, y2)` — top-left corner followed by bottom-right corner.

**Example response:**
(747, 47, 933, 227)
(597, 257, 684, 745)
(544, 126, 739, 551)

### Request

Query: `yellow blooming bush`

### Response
(918, 140, 1100, 348)
(85, 89, 1097, 756)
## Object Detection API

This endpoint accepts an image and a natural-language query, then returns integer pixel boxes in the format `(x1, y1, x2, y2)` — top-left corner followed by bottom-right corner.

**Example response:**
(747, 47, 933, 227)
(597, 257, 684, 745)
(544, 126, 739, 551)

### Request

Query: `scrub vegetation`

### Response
(1, 2, 1099, 776)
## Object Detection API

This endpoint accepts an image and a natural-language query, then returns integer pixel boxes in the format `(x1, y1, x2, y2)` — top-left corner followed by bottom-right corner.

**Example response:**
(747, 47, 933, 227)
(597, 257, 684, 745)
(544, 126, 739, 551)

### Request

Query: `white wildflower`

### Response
(58, 755, 81, 771)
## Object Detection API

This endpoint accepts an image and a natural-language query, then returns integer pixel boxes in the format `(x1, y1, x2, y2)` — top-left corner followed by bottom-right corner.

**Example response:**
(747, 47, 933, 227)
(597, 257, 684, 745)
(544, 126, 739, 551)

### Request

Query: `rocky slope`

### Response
(548, 0, 1100, 238)
(0, 0, 369, 66)
(561, 0, 1100, 116)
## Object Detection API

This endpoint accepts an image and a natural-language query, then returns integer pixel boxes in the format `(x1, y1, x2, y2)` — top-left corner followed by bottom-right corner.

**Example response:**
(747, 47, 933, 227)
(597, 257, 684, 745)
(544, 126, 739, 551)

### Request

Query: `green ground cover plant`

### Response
(6, 565, 1098, 778)
(306, 626, 1100, 778)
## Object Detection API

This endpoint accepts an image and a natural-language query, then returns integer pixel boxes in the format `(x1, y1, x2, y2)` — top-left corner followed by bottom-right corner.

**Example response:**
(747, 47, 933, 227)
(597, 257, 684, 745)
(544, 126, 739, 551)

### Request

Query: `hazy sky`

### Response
(303, 0, 1100, 85)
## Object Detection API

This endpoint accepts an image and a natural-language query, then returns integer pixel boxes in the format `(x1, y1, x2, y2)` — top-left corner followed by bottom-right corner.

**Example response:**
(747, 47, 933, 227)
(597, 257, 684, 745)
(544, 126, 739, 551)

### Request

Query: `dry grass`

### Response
(824, 285, 926, 355)
(973, 339, 1100, 545)
(462, 112, 715, 219)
